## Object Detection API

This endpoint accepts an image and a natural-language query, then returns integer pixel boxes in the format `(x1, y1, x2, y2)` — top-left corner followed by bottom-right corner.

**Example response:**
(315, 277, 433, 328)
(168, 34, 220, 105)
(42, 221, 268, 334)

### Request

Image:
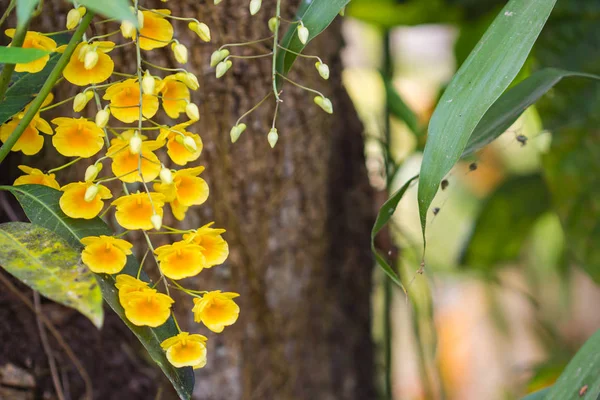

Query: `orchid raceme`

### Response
(0, 0, 238, 374)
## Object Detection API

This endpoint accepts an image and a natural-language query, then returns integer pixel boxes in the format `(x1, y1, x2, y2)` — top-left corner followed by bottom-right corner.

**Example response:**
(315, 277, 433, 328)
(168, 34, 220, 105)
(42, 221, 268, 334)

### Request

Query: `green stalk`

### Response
(271, 0, 282, 102)
(0, 19, 29, 101)
(0, 11, 95, 165)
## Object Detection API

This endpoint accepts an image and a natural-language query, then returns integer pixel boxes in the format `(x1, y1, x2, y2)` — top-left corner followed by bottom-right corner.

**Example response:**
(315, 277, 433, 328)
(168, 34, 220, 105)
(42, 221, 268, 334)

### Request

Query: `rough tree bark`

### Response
(0, 1, 376, 399)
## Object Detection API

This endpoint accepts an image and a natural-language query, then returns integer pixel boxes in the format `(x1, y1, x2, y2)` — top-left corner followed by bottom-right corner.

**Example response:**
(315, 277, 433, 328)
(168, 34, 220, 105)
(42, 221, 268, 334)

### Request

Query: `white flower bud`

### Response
(315, 61, 329, 80)
(183, 136, 198, 152)
(216, 60, 232, 78)
(172, 43, 188, 64)
(95, 108, 110, 128)
(298, 24, 309, 45)
(268, 17, 278, 33)
(84, 50, 99, 70)
(314, 96, 333, 114)
(214, 0, 223, 4)
(159, 167, 173, 185)
(185, 103, 200, 121)
(142, 70, 155, 95)
(84, 163, 102, 182)
(129, 132, 143, 154)
(137, 10, 144, 29)
(73, 91, 93, 112)
(230, 123, 247, 143)
(151, 214, 163, 231)
(66, 7, 84, 30)
(249, 0, 262, 15)
(210, 49, 229, 68)
(175, 72, 199, 90)
(189, 21, 211, 42)
(84, 185, 99, 202)
(121, 21, 135, 39)
(267, 128, 278, 148)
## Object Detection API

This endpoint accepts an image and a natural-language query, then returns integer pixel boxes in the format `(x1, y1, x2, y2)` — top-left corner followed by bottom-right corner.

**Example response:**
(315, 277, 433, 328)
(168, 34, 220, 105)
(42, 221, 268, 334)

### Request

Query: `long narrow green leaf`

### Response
(544, 329, 600, 399)
(463, 68, 600, 157)
(0, 45, 49, 64)
(276, 0, 348, 80)
(521, 387, 551, 400)
(0, 221, 103, 328)
(371, 175, 418, 290)
(16, 0, 40, 27)
(76, 0, 137, 25)
(418, 0, 556, 246)
(384, 75, 420, 135)
(0, 185, 194, 400)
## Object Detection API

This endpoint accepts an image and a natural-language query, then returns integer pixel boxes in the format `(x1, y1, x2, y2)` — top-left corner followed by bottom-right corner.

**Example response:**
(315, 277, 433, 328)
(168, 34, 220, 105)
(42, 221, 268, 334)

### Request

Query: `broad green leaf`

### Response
(0, 221, 103, 328)
(276, 0, 348, 80)
(0, 46, 49, 64)
(463, 68, 600, 157)
(76, 0, 137, 25)
(460, 175, 551, 270)
(0, 185, 194, 400)
(522, 387, 551, 400)
(542, 129, 600, 283)
(418, 0, 557, 246)
(16, 0, 40, 26)
(371, 175, 418, 290)
(544, 329, 600, 399)
(384, 75, 420, 135)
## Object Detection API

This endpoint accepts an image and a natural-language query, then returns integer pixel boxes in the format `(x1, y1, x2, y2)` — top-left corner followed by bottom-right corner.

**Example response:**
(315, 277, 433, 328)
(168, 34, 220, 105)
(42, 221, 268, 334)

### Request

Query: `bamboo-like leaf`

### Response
(0, 185, 194, 400)
(0, 45, 49, 64)
(384, 75, 420, 135)
(16, 0, 40, 26)
(76, 0, 137, 25)
(371, 175, 418, 290)
(417, 0, 556, 247)
(463, 68, 600, 157)
(0, 221, 103, 328)
(276, 0, 349, 80)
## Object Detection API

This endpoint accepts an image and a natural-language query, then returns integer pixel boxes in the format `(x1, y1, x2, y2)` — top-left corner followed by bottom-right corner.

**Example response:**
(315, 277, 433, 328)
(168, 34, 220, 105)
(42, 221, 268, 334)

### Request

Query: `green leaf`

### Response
(371, 175, 418, 290)
(346, 0, 462, 28)
(463, 68, 600, 157)
(76, 0, 137, 25)
(276, 0, 348, 80)
(0, 45, 49, 64)
(542, 129, 600, 283)
(0, 185, 194, 400)
(460, 174, 551, 270)
(384, 75, 420, 135)
(16, 0, 40, 26)
(544, 329, 600, 399)
(0, 221, 103, 328)
(522, 387, 551, 400)
(417, 0, 557, 246)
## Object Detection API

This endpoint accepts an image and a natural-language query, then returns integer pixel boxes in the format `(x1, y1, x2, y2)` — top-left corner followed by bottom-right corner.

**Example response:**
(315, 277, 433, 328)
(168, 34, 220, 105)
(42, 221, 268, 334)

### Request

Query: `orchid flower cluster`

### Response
(0, 1, 240, 370)
(212, 0, 334, 148)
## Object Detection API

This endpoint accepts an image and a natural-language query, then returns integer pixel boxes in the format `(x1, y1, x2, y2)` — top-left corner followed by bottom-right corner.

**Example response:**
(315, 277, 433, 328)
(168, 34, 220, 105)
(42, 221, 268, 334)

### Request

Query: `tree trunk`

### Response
(0, 1, 376, 399)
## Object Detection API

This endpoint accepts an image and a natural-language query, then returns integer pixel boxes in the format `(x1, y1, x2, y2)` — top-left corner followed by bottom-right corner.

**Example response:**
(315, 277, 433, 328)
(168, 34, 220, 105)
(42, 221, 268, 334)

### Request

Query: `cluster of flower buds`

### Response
(1, 1, 239, 370)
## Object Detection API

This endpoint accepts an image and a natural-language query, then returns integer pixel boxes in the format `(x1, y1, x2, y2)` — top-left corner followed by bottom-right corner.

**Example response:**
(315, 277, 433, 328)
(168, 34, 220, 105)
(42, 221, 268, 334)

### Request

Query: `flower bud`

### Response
(84, 185, 99, 202)
(84, 50, 99, 70)
(315, 61, 329, 80)
(267, 128, 278, 148)
(137, 10, 144, 29)
(298, 24, 309, 45)
(95, 108, 110, 128)
(151, 214, 163, 231)
(210, 49, 229, 68)
(314, 96, 333, 114)
(183, 136, 198, 152)
(216, 60, 232, 78)
(121, 21, 136, 39)
(129, 132, 143, 154)
(73, 91, 94, 112)
(189, 21, 211, 42)
(215, 0, 222, 3)
(249, 0, 262, 15)
(66, 7, 85, 30)
(172, 43, 188, 64)
(84, 163, 102, 182)
(268, 17, 279, 33)
(230, 123, 247, 143)
(142, 70, 155, 95)
(159, 167, 173, 185)
(176, 72, 199, 90)
(185, 103, 200, 121)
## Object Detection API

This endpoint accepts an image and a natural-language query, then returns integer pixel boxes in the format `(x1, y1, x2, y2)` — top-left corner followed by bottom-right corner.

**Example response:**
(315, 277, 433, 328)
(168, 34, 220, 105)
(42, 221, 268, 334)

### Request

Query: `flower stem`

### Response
(272, 0, 282, 102)
(0, 0, 15, 28)
(0, 11, 95, 165)
(46, 157, 82, 173)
